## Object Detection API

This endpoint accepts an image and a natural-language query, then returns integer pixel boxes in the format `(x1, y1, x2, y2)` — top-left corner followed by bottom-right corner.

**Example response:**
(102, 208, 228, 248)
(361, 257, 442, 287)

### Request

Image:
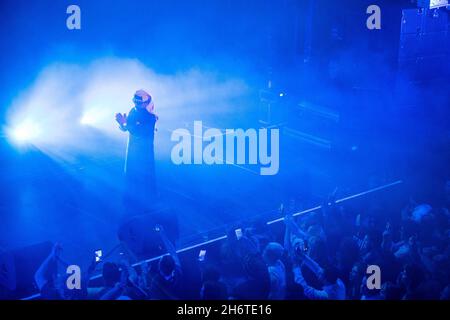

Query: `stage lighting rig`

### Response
(417, 0, 449, 9)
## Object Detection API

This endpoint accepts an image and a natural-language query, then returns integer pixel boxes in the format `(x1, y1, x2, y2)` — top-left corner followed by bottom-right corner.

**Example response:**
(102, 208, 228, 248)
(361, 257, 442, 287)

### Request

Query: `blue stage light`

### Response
(7, 120, 41, 145)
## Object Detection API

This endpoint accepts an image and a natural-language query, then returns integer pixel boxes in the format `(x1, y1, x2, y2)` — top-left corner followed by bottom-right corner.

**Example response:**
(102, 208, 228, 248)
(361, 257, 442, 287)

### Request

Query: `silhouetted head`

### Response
(263, 242, 284, 265)
(159, 255, 176, 278)
(399, 263, 425, 290)
(201, 265, 221, 283)
(349, 262, 364, 283)
(102, 262, 120, 287)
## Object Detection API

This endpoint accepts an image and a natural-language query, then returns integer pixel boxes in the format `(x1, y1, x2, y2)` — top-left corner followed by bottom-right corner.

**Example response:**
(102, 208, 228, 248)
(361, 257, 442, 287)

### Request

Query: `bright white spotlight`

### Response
(8, 120, 41, 144)
(80, 110, 106, 126)
(80, 113, 95, 125)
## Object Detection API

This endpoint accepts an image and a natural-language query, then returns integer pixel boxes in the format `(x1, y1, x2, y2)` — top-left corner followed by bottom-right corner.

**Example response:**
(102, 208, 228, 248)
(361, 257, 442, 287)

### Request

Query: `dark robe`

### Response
(123, 106, 157, 214)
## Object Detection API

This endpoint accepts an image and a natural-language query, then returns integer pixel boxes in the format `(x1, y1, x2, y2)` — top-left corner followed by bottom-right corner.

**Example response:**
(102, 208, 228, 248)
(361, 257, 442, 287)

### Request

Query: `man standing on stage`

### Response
(115, 89, 158, 213)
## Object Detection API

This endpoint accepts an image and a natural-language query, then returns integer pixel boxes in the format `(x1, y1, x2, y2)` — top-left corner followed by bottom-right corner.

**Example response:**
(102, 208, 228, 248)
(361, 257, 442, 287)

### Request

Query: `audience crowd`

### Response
(33, 182, 450, 300)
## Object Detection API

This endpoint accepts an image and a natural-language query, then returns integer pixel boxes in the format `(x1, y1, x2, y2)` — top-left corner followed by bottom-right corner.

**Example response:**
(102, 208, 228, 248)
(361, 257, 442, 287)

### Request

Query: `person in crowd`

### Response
(34, 243, 65, 300)
(263, 242, 287, 300)
(397, 263, 426, 300)
(230, 253, 271, 300)
(219, 226, 258, 290)
(148, 225, 183, 299)
(380, 281, 402, 300)
(93, 262, 121, 299)
(292, 243, 346, 300)
(199, 265, 228, 300)
(347, 262, 365, 300)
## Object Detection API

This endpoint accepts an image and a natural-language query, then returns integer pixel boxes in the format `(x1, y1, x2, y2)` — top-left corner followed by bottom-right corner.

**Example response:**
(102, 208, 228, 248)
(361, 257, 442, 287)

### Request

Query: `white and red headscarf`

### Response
(133, 89, 156, 114)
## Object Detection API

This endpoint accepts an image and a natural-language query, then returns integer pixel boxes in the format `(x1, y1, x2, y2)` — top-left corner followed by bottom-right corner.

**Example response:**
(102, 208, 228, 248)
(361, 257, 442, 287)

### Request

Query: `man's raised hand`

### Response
(115, 113, 127, 127)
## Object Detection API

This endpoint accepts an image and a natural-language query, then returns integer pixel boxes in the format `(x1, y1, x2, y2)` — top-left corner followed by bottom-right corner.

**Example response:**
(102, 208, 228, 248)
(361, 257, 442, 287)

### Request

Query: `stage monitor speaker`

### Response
(117, 211, 179, 260)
